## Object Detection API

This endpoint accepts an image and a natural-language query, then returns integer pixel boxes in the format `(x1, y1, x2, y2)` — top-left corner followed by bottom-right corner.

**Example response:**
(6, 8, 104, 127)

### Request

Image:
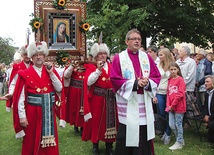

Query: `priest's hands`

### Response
(20, 118, 29, 128)
(138, 77, 149, 87)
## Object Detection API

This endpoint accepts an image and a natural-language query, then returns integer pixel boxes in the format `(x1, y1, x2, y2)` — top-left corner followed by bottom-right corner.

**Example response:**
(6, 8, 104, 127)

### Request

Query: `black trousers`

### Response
(114, 123, 153, 155)
(208, 120, 214, 143)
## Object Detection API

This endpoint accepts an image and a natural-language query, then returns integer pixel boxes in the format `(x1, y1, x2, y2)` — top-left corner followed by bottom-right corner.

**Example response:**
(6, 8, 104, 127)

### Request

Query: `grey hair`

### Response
(198, 49, 207, 56)
(205, 75, 214, 83)
(181, 46, 191, 56)
(125, 29, 141, 40)
(147, 45, 158, 53)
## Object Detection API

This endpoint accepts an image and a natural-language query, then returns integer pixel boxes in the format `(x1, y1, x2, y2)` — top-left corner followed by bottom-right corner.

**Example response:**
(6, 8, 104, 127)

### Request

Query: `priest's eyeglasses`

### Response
(128, 37, 142, 41)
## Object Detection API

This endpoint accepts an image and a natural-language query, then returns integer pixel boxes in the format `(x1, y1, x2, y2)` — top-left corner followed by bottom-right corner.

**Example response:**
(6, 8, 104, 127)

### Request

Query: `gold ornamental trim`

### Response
(35, 1, 85, 18)
(35, 1, 86, 53)
(36, 87, 48, 93)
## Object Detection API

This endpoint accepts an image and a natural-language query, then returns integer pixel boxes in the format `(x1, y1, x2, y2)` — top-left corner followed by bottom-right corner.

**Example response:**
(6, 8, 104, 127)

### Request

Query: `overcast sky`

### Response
(0, 0, 34, 48)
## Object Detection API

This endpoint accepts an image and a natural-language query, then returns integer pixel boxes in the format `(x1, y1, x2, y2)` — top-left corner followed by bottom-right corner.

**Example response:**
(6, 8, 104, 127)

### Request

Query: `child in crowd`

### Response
(166, 62, 186, 150)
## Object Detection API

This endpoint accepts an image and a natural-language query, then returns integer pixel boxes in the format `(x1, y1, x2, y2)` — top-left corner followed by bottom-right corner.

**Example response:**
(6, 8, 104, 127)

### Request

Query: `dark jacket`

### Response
(0, 70, 5, 82)
(198, 58, 212, 86)
(203, 91, 214, 129)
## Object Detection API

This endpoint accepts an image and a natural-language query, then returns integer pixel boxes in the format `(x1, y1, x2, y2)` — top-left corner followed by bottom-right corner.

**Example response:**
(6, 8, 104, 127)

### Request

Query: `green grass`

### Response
(0, 100, 214, 155)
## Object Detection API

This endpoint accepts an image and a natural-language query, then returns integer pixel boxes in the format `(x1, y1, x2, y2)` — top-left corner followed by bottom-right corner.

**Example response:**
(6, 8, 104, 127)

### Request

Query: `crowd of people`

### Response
(0, 28, 214, 155)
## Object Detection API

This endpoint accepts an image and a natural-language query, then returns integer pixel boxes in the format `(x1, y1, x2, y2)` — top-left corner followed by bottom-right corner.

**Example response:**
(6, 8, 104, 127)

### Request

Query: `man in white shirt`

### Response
(176, 46, 201, 122)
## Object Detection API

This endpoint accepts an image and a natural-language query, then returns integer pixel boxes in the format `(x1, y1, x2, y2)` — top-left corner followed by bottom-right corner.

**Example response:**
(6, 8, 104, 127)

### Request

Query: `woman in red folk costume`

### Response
(13, 41, 66, 155)
(63, 59, 86, 135)
(82, 43, 118, 155)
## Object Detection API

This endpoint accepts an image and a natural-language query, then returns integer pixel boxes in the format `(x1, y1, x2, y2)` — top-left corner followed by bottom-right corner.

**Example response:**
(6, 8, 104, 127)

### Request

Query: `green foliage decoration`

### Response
(55, 49, 70, 68)
(29, 13, 43, 33)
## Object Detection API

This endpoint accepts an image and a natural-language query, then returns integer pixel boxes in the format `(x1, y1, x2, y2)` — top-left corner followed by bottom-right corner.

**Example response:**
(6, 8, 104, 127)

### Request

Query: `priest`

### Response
(110, 29, 161, 155)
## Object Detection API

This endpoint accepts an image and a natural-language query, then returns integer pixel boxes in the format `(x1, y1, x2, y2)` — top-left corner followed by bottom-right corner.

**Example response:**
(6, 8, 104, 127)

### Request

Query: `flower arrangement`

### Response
(56, 49, 70, 67)
(29, 14, 43, 32)
(79, 20, 90, 33)
(53, 0, 67, 10)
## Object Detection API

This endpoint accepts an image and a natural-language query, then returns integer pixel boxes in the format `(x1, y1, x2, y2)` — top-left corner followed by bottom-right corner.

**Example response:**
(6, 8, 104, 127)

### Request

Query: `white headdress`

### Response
(90, 43, 110, 58)
(13, 51, 22, 61)
(27, 41, 49, 58)
(19, 45, 28, 56)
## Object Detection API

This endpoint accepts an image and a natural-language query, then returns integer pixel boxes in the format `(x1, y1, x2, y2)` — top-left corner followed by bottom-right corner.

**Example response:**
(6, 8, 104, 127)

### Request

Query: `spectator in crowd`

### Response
(5, 63, 13, 87)
(171, 48, 179, 60)
(110, 29, 161, 155)
(153, 48, 174, 144)
(206, 53, 214, 75)
(166, 62, 186, 150)
(147, 45, 160, 65)
(190, 53, 196, 59)
(195, 49, 212, 110)
(159, 44, 165, 49)
(1, 63, 7, 95)
(193, 54, 199, 65)
(139, 46, 146, 52)
(202, 75, 214, 143)
(176, 46, 201, 128)
(0, 64, 5, 96)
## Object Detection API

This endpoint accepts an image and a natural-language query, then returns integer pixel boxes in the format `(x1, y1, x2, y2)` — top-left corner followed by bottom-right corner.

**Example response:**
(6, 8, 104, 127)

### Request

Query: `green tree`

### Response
(0, 37, 15, 65)
(85, 0, 214, 52)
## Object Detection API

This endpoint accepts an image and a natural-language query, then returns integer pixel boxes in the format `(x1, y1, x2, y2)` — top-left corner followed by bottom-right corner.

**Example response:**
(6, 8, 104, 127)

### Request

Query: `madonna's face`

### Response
(58, 24, 66, 34)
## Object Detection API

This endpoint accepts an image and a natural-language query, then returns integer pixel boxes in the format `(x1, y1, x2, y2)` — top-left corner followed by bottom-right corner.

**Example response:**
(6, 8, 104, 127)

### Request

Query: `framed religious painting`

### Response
(34, 0, 86, 57)
(48, 12, 76, 49)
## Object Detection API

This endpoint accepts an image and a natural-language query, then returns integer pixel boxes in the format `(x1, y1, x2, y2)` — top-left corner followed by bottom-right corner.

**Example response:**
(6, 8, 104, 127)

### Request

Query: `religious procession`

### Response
(0, 0, 214, 155)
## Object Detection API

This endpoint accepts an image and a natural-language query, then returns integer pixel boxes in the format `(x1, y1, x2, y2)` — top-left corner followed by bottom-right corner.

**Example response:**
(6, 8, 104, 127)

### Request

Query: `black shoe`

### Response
(74, 126, 79, 133)
(105, 142, 113, 155)
(105, 148, 113, 155)
(93, 143, 99, 155)
(93, 147, 100, 155)
(80, 127, 83, 137)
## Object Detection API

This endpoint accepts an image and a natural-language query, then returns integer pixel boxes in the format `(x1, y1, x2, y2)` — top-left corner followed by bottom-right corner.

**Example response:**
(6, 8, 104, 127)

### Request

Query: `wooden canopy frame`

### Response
(34, 0, 86, 59)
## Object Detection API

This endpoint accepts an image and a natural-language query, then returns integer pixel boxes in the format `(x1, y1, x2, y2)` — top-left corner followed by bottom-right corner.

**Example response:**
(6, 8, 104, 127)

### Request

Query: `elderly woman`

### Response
(203, 75, 214, 143)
